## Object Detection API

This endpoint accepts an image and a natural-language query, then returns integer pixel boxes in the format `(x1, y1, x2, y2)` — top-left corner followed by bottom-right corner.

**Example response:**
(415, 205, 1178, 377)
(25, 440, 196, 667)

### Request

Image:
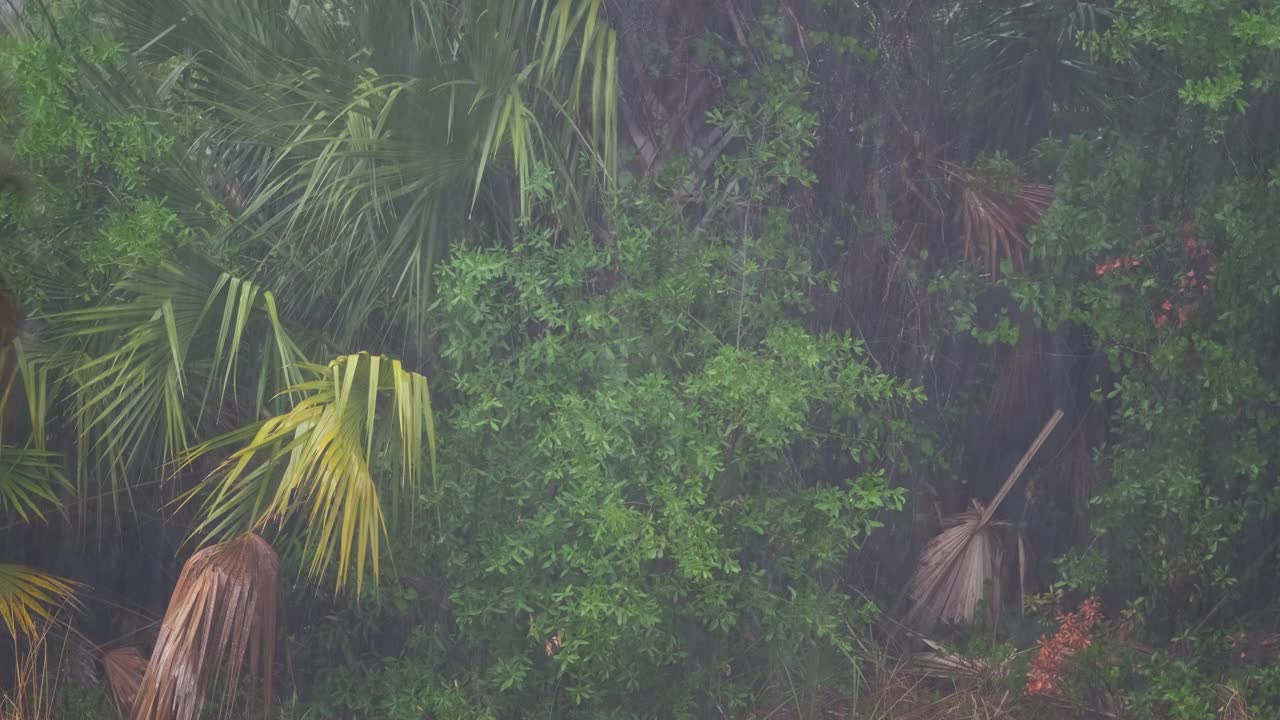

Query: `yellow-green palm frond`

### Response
(188, 353, 436, 593)
(535, 0, 618, 174)
(0, 564, 79, 643)
(0, 338, 60, 452)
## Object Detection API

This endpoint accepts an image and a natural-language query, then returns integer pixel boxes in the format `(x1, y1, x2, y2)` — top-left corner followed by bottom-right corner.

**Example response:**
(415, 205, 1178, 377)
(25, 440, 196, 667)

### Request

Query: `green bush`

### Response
(429, 210, 917, 714)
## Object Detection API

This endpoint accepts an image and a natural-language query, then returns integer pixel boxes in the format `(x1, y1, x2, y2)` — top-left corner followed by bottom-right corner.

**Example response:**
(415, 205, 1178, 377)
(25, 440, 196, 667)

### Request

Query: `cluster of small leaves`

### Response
(1094, 0, 1280, 116)
(1026, 597, 1101, 697)
(299, 56, 922, 714)
(0, 31, 188, 310)
(422, 196, 918, 714)
(1010, 114, 1280, 621)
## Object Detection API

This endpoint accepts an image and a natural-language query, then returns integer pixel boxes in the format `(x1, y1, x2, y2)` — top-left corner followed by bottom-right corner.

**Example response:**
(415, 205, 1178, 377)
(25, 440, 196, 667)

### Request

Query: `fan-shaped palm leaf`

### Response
(187, 352, 436, 593)
(906, 410, 1062, 630)
(133, 533, 278, 720)
(102, 646, 148, 717)
(50, 262, 304, 504)
(945, 161, 1054, 278)
(94, 0, 616, 347)
(0, 446, 64, 521)
(0, 563, 78, 643)
(948, 1, 1118, 154)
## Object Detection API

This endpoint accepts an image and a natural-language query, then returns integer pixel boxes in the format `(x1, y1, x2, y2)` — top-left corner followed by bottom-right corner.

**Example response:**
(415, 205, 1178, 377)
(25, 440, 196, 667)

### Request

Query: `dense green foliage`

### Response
(3, 0, 1280, 719)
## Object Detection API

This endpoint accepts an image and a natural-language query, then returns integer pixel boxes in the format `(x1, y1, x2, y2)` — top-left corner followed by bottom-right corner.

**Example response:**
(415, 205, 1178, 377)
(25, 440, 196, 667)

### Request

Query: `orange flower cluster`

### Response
(1153, 220, 1216, 330)
(1025, 597, 1102, 697)
(1094, 255, 1142, 276)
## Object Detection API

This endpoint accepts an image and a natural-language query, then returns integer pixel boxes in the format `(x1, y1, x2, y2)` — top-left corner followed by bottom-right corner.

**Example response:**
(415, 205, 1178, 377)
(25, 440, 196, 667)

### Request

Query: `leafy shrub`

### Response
(419, 188, 921, 715)
(0, 30, 192, 309)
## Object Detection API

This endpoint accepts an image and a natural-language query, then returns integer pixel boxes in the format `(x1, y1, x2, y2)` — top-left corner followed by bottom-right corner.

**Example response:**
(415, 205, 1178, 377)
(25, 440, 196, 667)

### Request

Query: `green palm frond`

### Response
(0, 446, 65, 522)
(93, 0, 617, 347)
(1, 337, 49, 446)
(1, 339, 68, 523)
(50, 262, 304, 504)
(0, 564, 79, 643)
(536, 0, 618, 174)
(949, 1, 1118, 153)
(188, 352, 436, 593)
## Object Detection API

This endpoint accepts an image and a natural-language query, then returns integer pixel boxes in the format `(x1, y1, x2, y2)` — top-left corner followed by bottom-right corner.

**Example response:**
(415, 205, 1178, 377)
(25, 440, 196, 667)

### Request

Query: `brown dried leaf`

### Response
(133, 533, 278, 720)
(103, 646, 147, 716)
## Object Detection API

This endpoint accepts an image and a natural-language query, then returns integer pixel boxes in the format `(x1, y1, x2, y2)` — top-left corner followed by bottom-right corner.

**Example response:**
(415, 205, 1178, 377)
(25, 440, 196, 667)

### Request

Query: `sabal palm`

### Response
(948, 1, 1117, 155)
(3, 1, 614, 714)
(4, 260, 439, 718)
(101, 0, 617, 349)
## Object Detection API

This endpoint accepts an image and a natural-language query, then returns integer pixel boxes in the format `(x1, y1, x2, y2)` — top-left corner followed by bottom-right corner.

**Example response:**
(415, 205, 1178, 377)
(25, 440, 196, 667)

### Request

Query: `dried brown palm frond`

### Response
(911, 637, 1012, 682)
(102, 646, 148, 717)
(866, 653, 1022, 720)
(906, 501, 1007, 630)
(906, 410, 1063, 631)
(944, 162, 1054, 279)
(133, 533, 278, 720)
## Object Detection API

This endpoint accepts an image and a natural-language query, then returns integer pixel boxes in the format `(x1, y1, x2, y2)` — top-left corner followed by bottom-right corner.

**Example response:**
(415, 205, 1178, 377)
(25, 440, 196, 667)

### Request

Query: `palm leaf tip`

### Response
(0, 563, 80, 643)
(133, 533, 279, 720)
(0, 445, 68, 521)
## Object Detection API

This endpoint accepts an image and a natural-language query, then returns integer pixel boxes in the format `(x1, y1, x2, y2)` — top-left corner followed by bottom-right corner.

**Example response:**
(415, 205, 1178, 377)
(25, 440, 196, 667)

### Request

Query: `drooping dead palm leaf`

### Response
(945, 162, 1054, 278)
(133, 533, 278, 720)
(0, 563, 79, 643)
(907, 501, 1005, 629)
(911, 636, 1014, 681)
(906, 410, 1063, 630)
(102, 646, 148, 717)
